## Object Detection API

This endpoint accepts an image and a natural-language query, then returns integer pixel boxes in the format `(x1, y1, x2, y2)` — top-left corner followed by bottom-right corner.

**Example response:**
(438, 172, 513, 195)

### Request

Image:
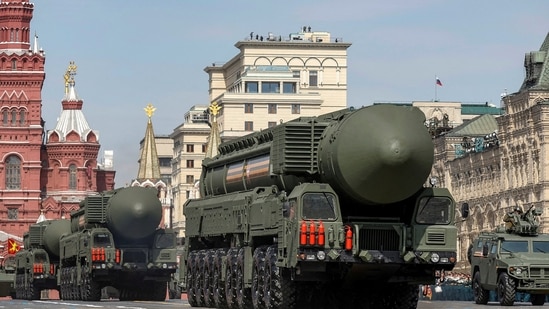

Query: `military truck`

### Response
(181, 104, 458, 309)
(0, 251, 16, 298)
(468, 205, 549, 306)
(13, 219, 71, 300)
(58, 186, 178, 301)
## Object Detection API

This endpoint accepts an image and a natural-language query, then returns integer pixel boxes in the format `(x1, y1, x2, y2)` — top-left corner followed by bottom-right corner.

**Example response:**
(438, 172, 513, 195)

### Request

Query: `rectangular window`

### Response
(245, 103, 253, 113)
(186, 175, 195, 184)
(246, 82, 258, 93)
(7, 208, 17, 220)
(309, 70, 318, 87)
(268, 121, 277, 128)
(159, 158, 171, 167)
(292, 104, 301, 114)
(245, 121, 253, 131)
(261, 82, 280, 93)
(268, 104, 277, 114)
(202, 144, 207, 152)
(283, 82, 296, 93)
(186, 144, 194, 153)
(186, 160, 194, 168)
(292, 70, 300, 78)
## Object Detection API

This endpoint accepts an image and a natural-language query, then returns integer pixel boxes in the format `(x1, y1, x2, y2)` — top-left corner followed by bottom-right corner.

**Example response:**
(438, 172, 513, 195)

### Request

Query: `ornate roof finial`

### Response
(209, 101, 221, 116)
(64, 61, 77, 95)
(209, 101, 222, 122)
(144, 103, 156, 119)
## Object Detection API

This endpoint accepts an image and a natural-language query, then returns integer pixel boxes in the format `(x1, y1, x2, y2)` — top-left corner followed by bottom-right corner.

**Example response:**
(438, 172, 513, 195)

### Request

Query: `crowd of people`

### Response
(421, 271, 472, 301)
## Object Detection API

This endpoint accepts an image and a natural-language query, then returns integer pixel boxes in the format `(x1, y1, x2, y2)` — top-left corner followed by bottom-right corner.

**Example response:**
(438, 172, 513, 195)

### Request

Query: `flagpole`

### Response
(435, 75, 438, 102)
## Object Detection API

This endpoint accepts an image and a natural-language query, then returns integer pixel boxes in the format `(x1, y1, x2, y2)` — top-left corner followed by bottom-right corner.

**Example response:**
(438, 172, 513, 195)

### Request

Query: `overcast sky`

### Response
(29, 0, 549, 187)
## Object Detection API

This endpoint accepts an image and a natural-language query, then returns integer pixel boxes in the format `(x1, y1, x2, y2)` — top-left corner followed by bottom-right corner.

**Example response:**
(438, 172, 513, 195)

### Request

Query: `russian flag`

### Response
(436, 77, 443, 86)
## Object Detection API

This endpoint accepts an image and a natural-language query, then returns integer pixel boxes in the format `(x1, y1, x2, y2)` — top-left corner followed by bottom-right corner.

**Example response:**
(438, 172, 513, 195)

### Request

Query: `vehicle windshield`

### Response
(533, 241, 549, 253)
(302, 193, 337, 220)
(155, 233, 175, 249)
(93, 233, 112, 248)
(34, 252, 48, 263)
(416, 196, 452, 224)
(501, 240, 528, 253)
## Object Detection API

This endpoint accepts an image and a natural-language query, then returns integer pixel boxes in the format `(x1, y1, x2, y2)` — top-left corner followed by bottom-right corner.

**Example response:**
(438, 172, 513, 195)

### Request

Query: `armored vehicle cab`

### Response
(468, 205, 549, 306)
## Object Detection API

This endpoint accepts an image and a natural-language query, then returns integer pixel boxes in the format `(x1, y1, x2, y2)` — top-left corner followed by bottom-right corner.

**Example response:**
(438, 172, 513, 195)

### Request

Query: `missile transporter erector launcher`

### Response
(58, 186, 178, 301)
(14, 219, 71, 300)
(182, 104, 458, 309)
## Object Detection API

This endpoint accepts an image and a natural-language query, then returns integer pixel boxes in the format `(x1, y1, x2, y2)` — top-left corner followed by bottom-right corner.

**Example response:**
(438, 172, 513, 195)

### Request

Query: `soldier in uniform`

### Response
(503, 206, 523, 230)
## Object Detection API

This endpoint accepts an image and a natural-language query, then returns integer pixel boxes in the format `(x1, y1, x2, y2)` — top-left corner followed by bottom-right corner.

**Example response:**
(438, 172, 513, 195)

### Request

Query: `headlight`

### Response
(430, 253, 440, 263)
(317, 251, 326, 261)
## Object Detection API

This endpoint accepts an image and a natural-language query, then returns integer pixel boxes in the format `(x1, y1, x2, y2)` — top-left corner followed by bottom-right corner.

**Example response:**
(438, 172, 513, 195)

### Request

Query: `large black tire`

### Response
(194, 251, 206, 307)
(27, 274, 40, 300)
(202, 250, 215, 307)
(187, 251, 198, 307)
(236, 247, 253, 309)
(83, 266, 101, 301)
(497, 272, 516, 306)
(213, 248, 228, 308)
(251, 247, 266, 309)
(225, 248, 239, 309)
(473, 271, 489, 304)
(263, 245, 296, 309)
(531, 294, 546, 306)
(14, 274, 22, 299)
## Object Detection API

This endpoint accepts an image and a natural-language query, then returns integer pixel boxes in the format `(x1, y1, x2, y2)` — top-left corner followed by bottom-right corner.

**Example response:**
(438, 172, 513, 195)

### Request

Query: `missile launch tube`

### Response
(317, 104, 434, 204)
(200, 104, 434, 205)
(42, 219, 71, 257)
(106, 186, 162, 240)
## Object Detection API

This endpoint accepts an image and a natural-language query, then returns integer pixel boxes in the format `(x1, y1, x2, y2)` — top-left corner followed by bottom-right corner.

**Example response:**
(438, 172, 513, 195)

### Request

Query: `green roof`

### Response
(461, 104, 503, 115)
(446, 114, 498, 137)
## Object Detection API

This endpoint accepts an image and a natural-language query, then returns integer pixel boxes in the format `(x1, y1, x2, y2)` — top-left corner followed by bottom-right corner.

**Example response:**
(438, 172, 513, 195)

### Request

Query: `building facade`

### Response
(204, 27, 351, 140)
(170, 105, 210, 240)
(0, 1, 115, 257)
(431, 32, 549, 271)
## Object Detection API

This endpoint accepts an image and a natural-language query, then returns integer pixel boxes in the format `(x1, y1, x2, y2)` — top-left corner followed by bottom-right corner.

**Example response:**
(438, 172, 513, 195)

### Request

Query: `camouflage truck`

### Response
(468, 205, 549, 306)
(58, 186, 178, 301)
(181, 104, 458, 309)
(0, 253, 16, 298)
(13, 219, 71, 300)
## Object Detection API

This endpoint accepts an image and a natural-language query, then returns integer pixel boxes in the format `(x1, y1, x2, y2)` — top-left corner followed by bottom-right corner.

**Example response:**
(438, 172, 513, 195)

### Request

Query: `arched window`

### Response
(19, 109, 25, 125)
(11, 109, 16, 125)
(2, 109, 7, 125)
(69, 164, 77, 190)
(6, 155, 21, 189)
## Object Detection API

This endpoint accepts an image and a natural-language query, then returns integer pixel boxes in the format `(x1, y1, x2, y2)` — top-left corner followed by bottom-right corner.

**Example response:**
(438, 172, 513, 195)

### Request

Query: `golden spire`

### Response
(136, 103, 161, 180)
(64, 61, 77, 94)
(205, 102, 222, 158)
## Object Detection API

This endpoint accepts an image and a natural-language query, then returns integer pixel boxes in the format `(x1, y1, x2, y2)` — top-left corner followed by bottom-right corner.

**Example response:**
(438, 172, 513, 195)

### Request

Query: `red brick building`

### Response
(0, 0, 115, 245)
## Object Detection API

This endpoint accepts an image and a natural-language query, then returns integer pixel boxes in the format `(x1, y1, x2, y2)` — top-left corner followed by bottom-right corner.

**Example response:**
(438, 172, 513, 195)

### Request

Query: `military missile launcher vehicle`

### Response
(468, 205, 549, 306)
(13, 219, 71, 300)
(181, 104, 457, 309)
(58, 186, 178, 301)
